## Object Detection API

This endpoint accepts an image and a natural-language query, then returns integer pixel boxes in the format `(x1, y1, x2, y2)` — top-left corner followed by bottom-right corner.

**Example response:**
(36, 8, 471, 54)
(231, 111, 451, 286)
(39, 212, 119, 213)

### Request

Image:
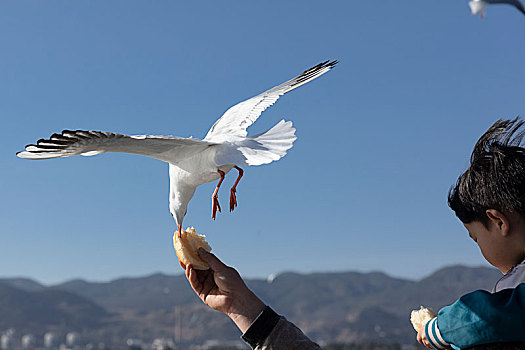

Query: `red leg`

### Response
(212, 170, 226, 220)
(230, 166, 244, 212)
(177, 224, 182, 238)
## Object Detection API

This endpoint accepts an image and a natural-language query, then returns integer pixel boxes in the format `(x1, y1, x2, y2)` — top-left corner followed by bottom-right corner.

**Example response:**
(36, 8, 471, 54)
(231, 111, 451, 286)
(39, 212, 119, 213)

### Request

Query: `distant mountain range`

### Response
(0, 281, 107, 331)
(0, 265, 502, 348)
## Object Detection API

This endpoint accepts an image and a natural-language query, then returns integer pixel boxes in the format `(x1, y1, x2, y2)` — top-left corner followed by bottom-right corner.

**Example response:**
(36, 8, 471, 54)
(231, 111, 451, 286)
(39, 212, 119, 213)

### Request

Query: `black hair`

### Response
(448, 117, 525, 225)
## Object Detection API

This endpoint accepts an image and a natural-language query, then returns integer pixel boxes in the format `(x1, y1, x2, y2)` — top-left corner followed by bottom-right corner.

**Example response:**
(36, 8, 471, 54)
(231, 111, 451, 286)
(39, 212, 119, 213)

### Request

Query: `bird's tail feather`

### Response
(238, 120, 297, 166)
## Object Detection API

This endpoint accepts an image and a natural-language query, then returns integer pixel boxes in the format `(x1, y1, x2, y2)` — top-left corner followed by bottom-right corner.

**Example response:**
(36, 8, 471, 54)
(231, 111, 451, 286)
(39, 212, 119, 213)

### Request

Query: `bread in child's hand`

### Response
(410, 306, 436, 332)
(173, 227, 212, 270)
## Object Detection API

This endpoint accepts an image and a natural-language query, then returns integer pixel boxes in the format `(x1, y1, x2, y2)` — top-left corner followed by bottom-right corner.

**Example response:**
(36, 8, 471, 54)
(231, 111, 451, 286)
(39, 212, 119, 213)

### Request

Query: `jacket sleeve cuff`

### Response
(241, 306, 281, 349)
(425, 317, 450, 349)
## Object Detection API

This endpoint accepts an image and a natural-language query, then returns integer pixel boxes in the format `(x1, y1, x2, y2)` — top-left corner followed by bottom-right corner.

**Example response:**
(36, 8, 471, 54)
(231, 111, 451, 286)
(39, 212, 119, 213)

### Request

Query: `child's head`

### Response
(448, 118, 525, 273)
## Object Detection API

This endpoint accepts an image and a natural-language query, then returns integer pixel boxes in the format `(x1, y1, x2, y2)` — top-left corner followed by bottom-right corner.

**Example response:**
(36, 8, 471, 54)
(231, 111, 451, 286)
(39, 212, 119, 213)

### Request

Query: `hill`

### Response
(0, 277, 45, 292)
(55, 273, 195, 311)
(0, 282, 109, 333)
(0, 265, 502, 347)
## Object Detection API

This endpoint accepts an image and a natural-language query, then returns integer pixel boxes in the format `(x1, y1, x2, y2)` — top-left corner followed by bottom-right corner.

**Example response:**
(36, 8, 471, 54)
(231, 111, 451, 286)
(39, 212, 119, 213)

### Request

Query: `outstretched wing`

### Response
(487, 0, 525, 14)
(204, 60, 338, 143)
(17, 129, 215, 164)
(507, 0, 525, 14)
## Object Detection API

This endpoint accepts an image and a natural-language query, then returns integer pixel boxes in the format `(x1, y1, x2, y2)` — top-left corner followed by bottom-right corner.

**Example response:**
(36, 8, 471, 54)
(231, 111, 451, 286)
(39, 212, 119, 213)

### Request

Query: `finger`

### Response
(416, 329, 423, 344)
(199, 270, 217, 299)
(179, 259, 186, 270)
(185, 264, 192, 279)
(197, 269, 211, 285)
(418, 324, 433, 349)
(195, 270, 213, 296)
(419, 335, 431, 349)
(187, 266, 201, 293)
(198, 249, 228, 271)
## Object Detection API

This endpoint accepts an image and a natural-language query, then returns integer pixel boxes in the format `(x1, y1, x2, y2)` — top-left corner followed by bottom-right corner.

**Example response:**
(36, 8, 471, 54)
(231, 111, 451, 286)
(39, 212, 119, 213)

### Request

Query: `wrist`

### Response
(227, 288, 266, 333)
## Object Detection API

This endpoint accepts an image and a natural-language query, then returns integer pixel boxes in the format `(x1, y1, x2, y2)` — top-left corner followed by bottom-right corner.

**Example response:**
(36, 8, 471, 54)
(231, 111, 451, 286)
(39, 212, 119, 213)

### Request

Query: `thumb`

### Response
(198, 248, 227, 271)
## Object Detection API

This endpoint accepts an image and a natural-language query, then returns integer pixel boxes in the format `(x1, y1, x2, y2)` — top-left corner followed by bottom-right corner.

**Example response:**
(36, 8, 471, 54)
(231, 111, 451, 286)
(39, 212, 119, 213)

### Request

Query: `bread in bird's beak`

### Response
(173, 227, 212, 270)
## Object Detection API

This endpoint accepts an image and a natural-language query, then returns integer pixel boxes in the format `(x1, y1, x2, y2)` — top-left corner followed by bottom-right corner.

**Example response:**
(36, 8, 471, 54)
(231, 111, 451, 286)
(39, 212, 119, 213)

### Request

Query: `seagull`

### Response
(17, 60, 338, 236)
(469, 0, 525, 18)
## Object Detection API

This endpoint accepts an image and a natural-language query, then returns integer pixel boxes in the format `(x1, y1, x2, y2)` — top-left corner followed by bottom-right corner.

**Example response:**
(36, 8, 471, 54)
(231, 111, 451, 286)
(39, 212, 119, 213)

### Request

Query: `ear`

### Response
(485, 209, 510, 236)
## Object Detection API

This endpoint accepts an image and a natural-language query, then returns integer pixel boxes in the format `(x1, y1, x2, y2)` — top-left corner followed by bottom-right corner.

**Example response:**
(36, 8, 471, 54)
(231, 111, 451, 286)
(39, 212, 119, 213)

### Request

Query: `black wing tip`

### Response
(327, 59, 339, 68)
(24, 142, 66, 151)
(292, 59, 339, 86)
(21, 129, 88, 153)
(19, 129, 101, 157)
(303, 59, 339, 75)
(15, 150, 37, 158)
(314, 59, 339, 70)
(62, 129, 89, 135)
(319, 60, 338, 70)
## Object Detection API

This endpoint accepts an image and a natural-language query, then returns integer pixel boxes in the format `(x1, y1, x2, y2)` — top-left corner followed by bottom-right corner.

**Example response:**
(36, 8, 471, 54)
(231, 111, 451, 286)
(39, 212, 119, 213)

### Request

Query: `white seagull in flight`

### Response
(17, 60, 338, 235)
(469, 0, 525, 17)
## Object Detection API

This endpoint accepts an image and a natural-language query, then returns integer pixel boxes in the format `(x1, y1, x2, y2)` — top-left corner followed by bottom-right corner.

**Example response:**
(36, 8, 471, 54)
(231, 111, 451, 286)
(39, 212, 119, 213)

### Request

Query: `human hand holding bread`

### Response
(411, 306, 440, 349)
(174, 227, 265, 333)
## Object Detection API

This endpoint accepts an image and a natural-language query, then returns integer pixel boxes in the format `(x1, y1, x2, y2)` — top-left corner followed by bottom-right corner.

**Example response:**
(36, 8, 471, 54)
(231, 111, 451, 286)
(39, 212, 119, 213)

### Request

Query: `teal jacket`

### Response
(425, 283, 525, 349)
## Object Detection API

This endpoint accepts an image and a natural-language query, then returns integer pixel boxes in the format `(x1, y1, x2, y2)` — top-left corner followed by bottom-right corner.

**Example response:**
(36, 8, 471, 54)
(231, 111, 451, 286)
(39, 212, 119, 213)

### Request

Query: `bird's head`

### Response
(170, 185, 196, 232)
(469, 0, 488, 17)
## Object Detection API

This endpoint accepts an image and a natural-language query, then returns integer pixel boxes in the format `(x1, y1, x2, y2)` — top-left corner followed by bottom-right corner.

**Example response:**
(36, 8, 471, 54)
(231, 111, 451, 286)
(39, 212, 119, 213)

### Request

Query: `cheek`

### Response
(478, 245, 494, 264)
(477, 239, 506, 269)
(476, 240, 496, 265)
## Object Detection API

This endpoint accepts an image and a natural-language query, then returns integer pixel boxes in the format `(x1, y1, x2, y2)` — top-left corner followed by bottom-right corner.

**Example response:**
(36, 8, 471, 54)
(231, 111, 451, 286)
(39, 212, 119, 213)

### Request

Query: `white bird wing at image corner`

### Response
(16, 60, 338, 232)
(468, 0, 525, 17)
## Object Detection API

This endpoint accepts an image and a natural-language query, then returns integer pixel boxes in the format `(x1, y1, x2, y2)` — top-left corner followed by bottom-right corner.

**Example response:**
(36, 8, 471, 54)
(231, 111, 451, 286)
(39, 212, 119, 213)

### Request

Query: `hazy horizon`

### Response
(1, 260, 497, 287)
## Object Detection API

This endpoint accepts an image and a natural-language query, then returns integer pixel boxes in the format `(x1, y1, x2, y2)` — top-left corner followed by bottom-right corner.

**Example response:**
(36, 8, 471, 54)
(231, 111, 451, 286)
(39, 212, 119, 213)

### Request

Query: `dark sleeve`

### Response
(241, 306, 322, 350)
(242, 306, 281, 348)
(427, 283, 525, 349)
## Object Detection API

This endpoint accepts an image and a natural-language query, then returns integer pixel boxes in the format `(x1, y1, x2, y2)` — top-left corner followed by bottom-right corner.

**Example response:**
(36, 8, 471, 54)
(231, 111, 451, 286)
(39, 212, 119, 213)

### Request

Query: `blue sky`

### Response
(1, 1, 524, 285)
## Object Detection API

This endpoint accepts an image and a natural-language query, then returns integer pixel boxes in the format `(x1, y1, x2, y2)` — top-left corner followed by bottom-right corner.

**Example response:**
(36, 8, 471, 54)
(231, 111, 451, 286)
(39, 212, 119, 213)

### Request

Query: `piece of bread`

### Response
(410, 306, 436, 332)
(173, 227, 212, 270)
